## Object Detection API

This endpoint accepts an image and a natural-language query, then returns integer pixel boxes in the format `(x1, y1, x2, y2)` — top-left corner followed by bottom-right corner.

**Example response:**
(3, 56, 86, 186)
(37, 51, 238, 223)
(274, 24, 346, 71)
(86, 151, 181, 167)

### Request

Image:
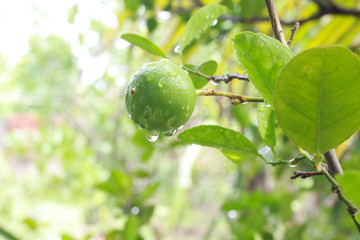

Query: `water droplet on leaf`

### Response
(131, 206, 140, 215)
(210, 80, 219, 85)
(227, 210, 237, 219)
(174, 45, 181, 54)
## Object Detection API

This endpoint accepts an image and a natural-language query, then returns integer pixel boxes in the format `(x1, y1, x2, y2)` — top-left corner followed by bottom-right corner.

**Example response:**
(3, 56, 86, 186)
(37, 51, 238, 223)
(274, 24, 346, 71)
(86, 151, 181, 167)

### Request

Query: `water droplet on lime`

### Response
(163, 129, 177, 136)
(167, 71, 177, 77)
(146, 130, 159, 142)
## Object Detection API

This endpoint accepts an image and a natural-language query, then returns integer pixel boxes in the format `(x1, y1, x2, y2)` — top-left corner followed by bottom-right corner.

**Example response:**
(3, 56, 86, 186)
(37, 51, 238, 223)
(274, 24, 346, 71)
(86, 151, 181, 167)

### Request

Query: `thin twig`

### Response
(196, 89, 263, 104)
(182, 66, 249, 83)
(287, 22, 300, 47)
(321, 168, 360, 234)
(290, 171, 323, 179)
(264, 0, 287, 45)
(211, 73, 249, 83)
(290, 166, 360, 233)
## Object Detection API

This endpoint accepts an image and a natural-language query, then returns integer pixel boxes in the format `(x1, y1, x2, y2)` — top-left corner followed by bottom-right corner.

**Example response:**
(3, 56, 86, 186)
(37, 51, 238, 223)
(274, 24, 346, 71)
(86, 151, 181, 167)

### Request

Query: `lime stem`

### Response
(196, 89, 263, 105)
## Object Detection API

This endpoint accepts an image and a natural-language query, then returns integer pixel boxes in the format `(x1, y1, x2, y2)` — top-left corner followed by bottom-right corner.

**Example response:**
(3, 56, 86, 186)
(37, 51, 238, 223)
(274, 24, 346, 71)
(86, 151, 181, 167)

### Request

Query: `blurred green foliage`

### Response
(1, 0, 360, 239)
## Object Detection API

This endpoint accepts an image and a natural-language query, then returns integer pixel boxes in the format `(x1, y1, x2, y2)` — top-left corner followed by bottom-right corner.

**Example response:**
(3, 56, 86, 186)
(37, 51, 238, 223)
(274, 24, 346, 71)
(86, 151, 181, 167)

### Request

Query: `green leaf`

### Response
(96, 170, 133, 199)
(184, 64, 204, 89)
(122, 215, 140, 240)
(121, 33, 167, 58)
(180, 4, 227, 54)
(185, 60, 217, 89)
(336, 170, 360, 208)
(61, 234, 75, 240)
(199, 60, 217, 75)
(232, 32, 294, 106)
(274, 46, 360, 154)
(135, 181, 160, 205)
(240, 0, 265, 18)
(146, 17, 158, 32)
(232, 104, 252, 127)
(178, 125, 259, 163)
(257, 103, 276, 148)
(124, 0, 140, 12)
(138, 206, 155, 225)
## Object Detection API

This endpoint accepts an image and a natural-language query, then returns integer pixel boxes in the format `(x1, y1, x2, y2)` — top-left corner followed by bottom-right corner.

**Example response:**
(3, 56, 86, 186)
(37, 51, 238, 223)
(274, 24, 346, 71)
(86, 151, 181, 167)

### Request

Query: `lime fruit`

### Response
(125, 59, 196, 141)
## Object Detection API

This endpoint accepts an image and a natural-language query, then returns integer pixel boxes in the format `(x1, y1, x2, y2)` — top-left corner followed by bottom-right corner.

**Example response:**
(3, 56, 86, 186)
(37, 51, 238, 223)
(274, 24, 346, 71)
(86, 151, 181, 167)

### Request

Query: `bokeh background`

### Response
(1, 0, 360, 239)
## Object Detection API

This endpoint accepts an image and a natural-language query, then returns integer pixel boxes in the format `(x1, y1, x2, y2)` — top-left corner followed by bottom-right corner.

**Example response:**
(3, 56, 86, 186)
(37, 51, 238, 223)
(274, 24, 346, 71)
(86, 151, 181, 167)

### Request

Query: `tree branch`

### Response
(264, 0, 287, 45)
(321, 167, 360, 234)
(221, 1, 360, 26)
(196, 89, 264, 104)
(323, 149, 343, 176)
(287, 22, 300, 47)
(182, 66, 249, 84)
(291, 164, 360, 233)
(290, 171, 323, 179)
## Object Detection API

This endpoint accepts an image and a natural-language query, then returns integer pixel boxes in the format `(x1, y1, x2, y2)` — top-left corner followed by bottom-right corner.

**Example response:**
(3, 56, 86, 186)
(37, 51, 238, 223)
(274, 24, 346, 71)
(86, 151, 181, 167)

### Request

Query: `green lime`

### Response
(125, 59, 196, 141)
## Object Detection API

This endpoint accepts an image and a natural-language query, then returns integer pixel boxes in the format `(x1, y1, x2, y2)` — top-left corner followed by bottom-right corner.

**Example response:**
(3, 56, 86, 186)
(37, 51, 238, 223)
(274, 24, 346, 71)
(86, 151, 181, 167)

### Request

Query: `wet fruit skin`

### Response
(125, 59, 196, 136)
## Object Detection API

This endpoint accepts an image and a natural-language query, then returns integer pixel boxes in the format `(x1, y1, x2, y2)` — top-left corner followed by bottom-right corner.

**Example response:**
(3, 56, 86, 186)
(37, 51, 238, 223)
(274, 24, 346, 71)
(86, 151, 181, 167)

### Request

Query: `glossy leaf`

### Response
(121, 33, 167, 58)
(274, 46, 360, 154)
(199, 60, 217, 75)
(336, 170, 360, 208)
(185, 60, 217, 89)
(180, 4, 227, 54)
(257, 103, 276, 148)
(232, 32, 294, 106)
(178, 125, 259, 163)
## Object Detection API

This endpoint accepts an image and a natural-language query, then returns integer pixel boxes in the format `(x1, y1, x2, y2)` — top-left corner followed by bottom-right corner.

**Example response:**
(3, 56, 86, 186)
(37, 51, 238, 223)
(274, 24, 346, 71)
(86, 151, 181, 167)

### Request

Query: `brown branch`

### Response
(182, 66, 249, 84)
(221, 1, 360, 26)
(208, 73, 249, 84)
(324, 149, 343, 177)
(264, 0, 287, 45)
(290, 171, 323, 179)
